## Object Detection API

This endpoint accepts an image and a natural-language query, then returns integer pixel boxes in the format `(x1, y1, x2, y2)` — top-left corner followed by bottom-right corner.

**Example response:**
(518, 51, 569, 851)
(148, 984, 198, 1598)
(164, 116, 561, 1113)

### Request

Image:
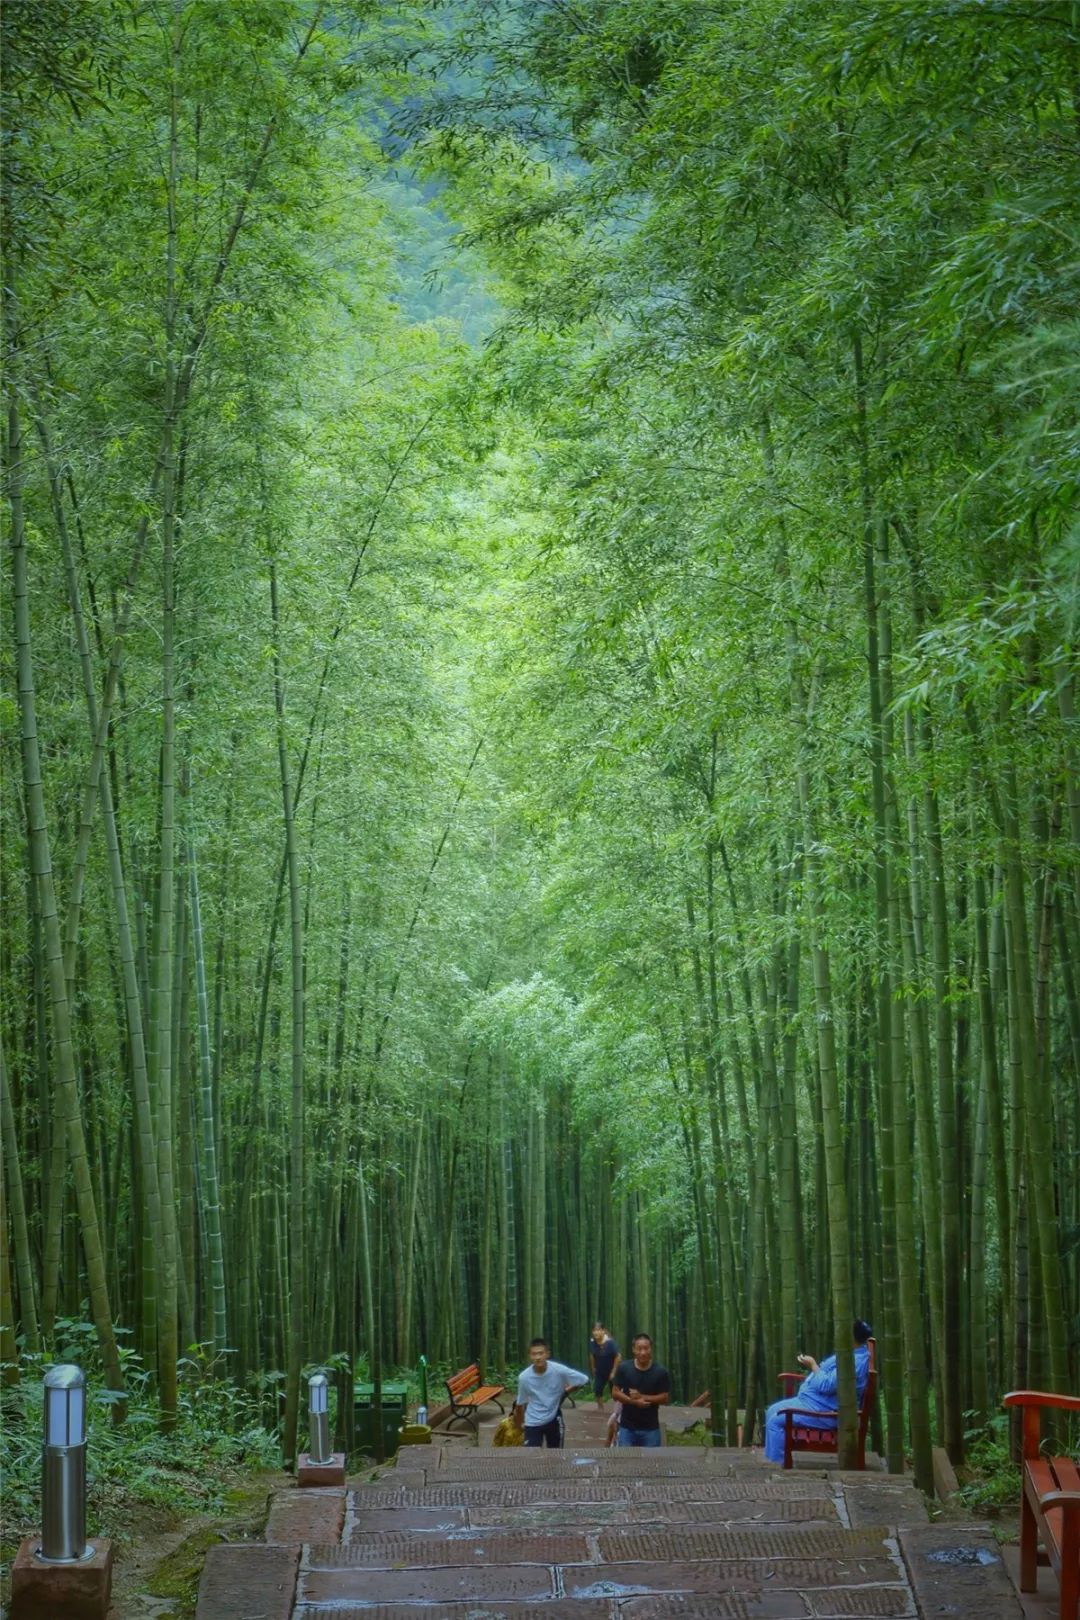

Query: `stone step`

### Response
(344, 1491, 844, 1539)
(287, 1593, 929, 1618)
(425, 1445, 731, 1464)
(357, 1474, 829, 1499)
(314, 1523, 892, 1566)
(294, 1521, 911, 1613)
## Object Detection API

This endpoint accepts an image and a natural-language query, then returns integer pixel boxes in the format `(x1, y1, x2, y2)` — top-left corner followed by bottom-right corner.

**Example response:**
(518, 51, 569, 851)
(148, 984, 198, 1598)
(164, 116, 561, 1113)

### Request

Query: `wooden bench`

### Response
(1003, 1389, 1080, 1619)
(777, 1337, 877, 1470)
(444, 1363, 505, 1431)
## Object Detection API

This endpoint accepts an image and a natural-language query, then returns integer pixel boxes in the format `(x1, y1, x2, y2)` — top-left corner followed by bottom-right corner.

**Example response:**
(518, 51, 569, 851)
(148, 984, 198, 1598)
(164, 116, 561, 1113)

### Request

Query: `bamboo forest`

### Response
(3, 0, 1080, 1545)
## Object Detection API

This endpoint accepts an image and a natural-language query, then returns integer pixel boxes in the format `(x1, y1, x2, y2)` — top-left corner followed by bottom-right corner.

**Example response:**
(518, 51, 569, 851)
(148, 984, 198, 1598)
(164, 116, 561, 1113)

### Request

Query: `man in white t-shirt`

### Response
(511, 1338, 590, 1448)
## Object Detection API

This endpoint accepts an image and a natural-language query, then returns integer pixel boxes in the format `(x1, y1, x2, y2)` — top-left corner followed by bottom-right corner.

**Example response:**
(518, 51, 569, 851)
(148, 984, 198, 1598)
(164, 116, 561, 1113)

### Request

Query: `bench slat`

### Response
(447, 1365, 481, 1397)
(455, 1385, 505, 1407)
(1051, 1455, 1080, 1496)
(1029, 1458, 1060, 1500)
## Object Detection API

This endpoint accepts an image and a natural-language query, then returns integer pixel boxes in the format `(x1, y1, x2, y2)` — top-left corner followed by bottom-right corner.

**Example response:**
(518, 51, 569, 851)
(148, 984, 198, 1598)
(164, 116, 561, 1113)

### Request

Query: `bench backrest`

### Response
(448, 1364, 481, 1399)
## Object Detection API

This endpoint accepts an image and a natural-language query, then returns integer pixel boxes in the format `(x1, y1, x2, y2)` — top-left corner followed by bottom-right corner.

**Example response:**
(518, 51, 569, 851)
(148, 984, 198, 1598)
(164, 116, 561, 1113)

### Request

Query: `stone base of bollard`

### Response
(11, 1537, 113, 1619)
(297, 1451, 346, 1486)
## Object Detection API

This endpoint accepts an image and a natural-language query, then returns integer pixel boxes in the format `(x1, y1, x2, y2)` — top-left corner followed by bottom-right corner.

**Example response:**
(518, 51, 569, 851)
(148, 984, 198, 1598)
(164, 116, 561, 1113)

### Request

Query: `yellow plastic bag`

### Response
(492, 1416, 524, 1447)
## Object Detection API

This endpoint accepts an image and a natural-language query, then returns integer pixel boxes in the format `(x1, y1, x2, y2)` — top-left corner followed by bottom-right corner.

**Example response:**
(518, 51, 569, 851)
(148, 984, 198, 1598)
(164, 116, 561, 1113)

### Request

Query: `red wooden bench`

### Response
(444, 1363, 505, 1432)
(776, 1337, 877, 1470)
(1003, 1389, 1080, 1620)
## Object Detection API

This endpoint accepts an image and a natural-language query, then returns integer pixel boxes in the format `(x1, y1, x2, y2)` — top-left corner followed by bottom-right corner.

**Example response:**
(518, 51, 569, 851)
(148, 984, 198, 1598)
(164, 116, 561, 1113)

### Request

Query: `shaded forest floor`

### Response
(103, 1470, 280, 1620)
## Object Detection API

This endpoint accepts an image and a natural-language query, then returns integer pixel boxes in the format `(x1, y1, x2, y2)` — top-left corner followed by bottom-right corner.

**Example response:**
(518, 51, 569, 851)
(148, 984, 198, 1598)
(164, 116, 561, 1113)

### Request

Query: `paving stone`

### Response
(683, 1497, 839, 1523)
(297, 1562, 556, 1606)
(345, 1505, 468, 1536)
(440, 1465, 602, 1484)
(265, 1488, 345, 1544)
(619, 1596, 910, 1618)
(597, 1458, 735, 1476)
(567, 1557, 902, 1596)
(352, 1467, 429, 1491)
(195, 1543, 299, 1620)
(447, 1447, 613, 1461)
(842, 1484, 928, 1530)
(564, 1560, 804, 1598)
(620, 1596, 812, 1618)
(897, 1522, 1023, 1618)
(596, 1524, 890, 1563)
(467, 1501, 688, 1528)
(346, 1486, 409, 1507)
(294, 1605, 616, 1619)
(628, 1479, 832, 1503)
(377, 1469, 429, 1490)
(307, 1530, 592, 1566)
(806, 1591, 916, 1616)
(398, 1482, 632, 1507)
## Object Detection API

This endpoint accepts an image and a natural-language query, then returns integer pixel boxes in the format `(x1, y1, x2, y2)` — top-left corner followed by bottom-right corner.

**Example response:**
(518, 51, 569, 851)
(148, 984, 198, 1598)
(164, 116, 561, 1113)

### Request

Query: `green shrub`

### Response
(0, 1331, 279, 1543)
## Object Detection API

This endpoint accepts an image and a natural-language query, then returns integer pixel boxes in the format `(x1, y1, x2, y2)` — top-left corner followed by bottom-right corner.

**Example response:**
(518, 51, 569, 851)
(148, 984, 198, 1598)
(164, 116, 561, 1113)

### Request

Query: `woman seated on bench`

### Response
(763, 1318, 873, 1463)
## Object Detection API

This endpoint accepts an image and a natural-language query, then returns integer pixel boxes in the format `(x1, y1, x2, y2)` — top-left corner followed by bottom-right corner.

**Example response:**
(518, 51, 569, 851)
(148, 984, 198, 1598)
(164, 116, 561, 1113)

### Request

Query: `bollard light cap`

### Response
(44, 1364, 86, 1447)
(44, 1364, 85, 1390)
(308, 1372, 329, 1413)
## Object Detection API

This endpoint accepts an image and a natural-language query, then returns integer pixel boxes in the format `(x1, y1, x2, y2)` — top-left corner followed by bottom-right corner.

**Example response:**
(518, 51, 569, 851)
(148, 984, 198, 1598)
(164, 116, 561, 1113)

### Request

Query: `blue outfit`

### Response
(763, 1345, 870, 1463)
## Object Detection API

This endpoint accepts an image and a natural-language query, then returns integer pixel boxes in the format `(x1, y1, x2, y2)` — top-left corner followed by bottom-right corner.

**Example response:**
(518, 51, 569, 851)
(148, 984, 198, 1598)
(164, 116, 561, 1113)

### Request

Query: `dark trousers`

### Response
(524, 1415, 564, 1448)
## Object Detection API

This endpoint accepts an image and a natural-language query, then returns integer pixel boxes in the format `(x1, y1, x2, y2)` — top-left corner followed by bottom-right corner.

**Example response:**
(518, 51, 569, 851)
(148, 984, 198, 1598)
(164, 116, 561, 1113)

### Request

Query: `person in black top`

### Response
(588, 1322, 621, 1411)
(612, 1332, 670, 1447)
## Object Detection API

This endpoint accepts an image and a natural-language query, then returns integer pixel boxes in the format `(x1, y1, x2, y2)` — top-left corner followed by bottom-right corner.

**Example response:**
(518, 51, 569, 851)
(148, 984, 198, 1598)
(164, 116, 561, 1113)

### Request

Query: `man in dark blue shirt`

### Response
(612, 1333, 670, 1447)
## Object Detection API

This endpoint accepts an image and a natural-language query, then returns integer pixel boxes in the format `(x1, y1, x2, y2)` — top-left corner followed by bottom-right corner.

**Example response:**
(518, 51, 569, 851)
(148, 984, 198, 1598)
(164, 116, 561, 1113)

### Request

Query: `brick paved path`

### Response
(195, 1405, 1025, 1618)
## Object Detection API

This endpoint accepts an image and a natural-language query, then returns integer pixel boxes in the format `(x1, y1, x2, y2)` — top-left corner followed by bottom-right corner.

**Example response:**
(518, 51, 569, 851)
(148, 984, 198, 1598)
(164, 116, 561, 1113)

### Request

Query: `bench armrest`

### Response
(778, 1372, 806, 1383)
(1041, 1491, 1080, 1512)
(1003, 1390, 1080, 1415)
(1005, 1390, 1080, 1460)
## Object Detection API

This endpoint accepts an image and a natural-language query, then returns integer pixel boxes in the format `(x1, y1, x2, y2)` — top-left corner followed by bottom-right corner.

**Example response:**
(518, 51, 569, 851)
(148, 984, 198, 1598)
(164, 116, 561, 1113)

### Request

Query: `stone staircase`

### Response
(195, 1437, 1027, 1619)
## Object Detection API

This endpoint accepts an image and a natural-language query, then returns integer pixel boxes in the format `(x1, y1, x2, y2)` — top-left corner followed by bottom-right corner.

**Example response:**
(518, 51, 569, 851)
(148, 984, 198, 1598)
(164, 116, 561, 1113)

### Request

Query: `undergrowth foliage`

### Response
(0, 1325, 278, 1542)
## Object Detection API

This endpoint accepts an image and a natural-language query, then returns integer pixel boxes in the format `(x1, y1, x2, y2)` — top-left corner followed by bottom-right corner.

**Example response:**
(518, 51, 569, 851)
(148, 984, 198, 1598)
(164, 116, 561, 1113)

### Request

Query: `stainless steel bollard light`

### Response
(38, 1364, 93, 1564)
(308, 1373, 331, 1465)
